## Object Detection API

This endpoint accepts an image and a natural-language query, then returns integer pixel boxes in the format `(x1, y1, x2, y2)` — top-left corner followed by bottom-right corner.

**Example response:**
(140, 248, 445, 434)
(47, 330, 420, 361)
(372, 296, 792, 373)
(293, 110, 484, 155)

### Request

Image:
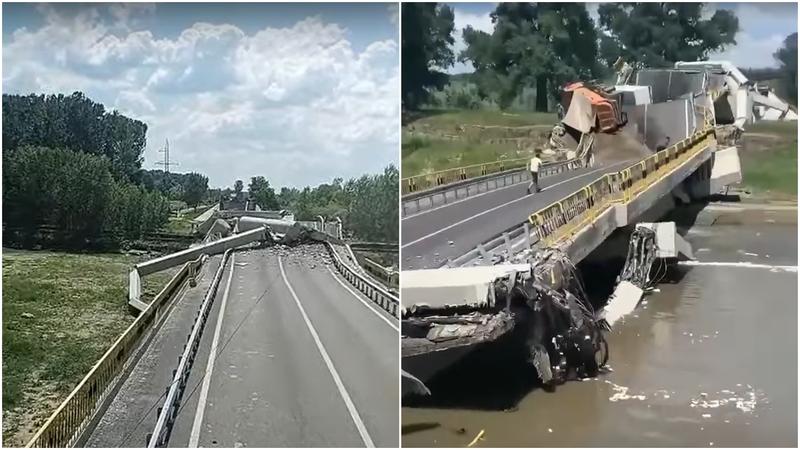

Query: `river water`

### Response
(402, 215, 797, 447)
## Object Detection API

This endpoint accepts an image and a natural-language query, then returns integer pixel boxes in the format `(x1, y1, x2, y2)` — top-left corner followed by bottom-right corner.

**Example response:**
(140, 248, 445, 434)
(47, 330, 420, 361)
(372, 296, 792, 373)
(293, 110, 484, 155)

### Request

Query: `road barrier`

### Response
(401, 133, 595, 196)
(362, 257, 399, 289)
(147, 250, 232, 447)
(401, 135, 595, 216)
(26, 257, 205, 448)
(325, 242, 399, 318)
(530, 127, 715, 248)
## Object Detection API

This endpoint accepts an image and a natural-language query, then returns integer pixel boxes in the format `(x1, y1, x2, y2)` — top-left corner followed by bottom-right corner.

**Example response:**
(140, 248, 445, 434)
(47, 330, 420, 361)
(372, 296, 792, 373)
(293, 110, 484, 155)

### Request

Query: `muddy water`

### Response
(402, 222, 797, 447)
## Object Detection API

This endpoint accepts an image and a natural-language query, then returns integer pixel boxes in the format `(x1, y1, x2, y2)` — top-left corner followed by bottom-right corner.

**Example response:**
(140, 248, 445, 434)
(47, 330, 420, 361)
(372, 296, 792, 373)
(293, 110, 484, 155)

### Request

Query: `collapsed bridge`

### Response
(27, 215, 399, 448)
(400, 60, 759, 392)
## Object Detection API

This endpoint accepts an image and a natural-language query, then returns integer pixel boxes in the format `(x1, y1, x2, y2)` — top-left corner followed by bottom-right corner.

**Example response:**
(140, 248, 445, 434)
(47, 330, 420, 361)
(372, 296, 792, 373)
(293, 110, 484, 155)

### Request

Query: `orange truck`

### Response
(561, 82, 628, 133)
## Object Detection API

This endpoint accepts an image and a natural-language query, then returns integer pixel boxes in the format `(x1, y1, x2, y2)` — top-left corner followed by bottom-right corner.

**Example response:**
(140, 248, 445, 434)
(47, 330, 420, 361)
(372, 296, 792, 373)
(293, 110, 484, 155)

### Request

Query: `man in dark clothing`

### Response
(656, 136, 671, 151)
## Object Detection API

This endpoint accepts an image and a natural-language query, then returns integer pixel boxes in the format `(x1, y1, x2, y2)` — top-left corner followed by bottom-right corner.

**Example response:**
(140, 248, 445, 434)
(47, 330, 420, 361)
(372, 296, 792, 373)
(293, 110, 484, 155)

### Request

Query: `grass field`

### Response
(402, 109, 558, 177)
(164, 204, 212, 235)
(740, 121, 797, 200)
(2, 250, 177, 446)
(406, 109, 557, 128)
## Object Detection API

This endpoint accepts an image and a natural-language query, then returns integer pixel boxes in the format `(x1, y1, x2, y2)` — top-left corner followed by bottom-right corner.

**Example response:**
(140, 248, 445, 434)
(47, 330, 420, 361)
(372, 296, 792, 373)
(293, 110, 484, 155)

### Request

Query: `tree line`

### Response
(403, 3, 793, 111)
(2, 93, 199, 248)
(137, 169, 209, 208)
(233, 166, 399, 243)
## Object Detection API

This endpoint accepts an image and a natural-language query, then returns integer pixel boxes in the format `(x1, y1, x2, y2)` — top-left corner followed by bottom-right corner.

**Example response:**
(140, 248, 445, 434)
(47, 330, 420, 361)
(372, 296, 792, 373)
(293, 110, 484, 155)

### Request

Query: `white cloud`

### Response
(707, 3, 797, 68)
(2, 5, 399, 188)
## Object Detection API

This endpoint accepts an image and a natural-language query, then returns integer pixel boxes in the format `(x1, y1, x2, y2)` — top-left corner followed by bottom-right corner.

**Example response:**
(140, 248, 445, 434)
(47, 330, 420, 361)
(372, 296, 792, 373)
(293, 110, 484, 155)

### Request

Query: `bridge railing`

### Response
(296, 220, 342, 240)
(530, 127, 715, 248)
(26, 257, 204, 448)
(401, 139, 593, 196)
(325, 242, 399, 317)
(362, 257, 399, 289)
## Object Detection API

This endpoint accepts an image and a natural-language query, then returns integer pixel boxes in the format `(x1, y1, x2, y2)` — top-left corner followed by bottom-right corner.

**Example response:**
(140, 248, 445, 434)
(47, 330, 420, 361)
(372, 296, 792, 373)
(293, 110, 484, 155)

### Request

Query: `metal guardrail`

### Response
(362, 257, 399, 289)
(402, 157, 529, 194)
(529, 127, 716, 248)
(296, 220, 343, 240)
(147, 250, 232, 447)
(349, 242, 399, 253)
(26, 257, 205, 448)
(402, 131, 596, 196)
(401, 135, 593, 217)
(325, 242, 399, 317)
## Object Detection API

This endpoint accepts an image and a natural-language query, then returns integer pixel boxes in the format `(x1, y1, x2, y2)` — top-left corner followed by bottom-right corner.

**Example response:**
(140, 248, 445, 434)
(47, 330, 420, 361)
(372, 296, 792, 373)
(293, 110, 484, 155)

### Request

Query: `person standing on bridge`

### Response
(527, 151, 543, 194)
(656, 136, 671, 151)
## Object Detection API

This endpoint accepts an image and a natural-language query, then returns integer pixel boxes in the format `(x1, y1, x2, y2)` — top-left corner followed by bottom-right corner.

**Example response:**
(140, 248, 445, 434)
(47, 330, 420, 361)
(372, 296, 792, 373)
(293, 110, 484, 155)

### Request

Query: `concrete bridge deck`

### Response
(402, 128, 722, 271)
(86, 245, 398, 448)
(401, 161, 633, 270)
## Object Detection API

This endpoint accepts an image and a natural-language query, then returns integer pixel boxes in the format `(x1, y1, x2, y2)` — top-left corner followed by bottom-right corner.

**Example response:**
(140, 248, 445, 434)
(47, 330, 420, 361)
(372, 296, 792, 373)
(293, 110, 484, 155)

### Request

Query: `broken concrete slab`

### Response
(636, 222, 694, 260)
(401, 264, 529, 310)
(601, 281, 644, 327)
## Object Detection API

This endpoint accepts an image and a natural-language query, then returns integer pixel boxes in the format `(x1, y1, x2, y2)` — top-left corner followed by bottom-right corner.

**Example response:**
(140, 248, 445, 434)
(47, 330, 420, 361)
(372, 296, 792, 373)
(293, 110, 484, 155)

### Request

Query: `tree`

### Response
(248, 176, 280, 210)
(3, 146, 170, 247)
(597, 3, 739, 68)
(460, 3, 601, 111)
(233, 180, 244, 196)
(345, 166, 399, 242)
(182, 173, 208, 207)
(274, 166, 398, 242)
(2, 92, 147, 180)
(402, 3, 455, 109)
(774, 32, 797, 104)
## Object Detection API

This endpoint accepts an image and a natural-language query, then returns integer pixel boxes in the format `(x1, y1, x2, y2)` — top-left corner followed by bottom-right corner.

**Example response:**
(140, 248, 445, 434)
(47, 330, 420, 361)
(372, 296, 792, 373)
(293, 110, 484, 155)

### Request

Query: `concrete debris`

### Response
(601, 281, 644, 327)
(402, 248, 610, 391)
(600, 222, 697, 329)
(401, 369, 431, 397)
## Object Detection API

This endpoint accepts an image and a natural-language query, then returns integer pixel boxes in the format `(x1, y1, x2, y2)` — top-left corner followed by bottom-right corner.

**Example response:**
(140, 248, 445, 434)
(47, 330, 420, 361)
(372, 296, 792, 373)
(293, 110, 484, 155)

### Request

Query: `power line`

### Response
(154, 138, 179, 173)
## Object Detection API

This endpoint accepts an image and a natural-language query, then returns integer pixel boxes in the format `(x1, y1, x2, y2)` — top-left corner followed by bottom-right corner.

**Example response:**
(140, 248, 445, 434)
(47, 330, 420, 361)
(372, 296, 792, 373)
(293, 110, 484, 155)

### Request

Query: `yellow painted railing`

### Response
(401, 133, 595, 195)
(25, 258, 203, 448)
(529, 127, 716, 248)
(402, 158, 529, 194)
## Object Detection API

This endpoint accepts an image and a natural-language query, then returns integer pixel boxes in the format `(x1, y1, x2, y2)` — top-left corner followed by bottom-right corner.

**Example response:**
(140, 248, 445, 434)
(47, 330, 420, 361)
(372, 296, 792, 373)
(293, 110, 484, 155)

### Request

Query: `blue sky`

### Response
(446, 2, 798, 73)
(3, 3, 399, 188)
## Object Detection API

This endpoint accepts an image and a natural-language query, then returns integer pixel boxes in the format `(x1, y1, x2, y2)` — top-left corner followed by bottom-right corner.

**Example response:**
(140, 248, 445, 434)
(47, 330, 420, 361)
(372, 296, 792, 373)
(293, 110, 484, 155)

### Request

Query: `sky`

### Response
(446, 2, 798, 74)
(2, 3, 399, 189)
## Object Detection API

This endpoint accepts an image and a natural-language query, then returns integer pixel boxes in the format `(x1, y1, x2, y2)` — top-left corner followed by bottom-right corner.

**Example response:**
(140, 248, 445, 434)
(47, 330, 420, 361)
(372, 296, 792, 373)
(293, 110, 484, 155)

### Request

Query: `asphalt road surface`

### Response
(401, 161, 633, 270)
(87, 245, 398, 448)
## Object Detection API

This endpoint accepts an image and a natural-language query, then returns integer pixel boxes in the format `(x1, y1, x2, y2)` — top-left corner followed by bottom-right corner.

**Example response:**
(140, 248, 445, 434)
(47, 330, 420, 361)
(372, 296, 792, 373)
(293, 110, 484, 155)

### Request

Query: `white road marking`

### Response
(402, 164, 618, 248)
(325, 265, 399, 331)
(189, 253, 236, 447)
(278, 257, 375, 448)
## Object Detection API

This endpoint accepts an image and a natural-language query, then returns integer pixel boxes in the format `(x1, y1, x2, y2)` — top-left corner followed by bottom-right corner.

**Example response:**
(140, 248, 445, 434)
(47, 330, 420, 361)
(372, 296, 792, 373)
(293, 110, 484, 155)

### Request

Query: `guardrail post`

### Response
(523, 222, 532, 249)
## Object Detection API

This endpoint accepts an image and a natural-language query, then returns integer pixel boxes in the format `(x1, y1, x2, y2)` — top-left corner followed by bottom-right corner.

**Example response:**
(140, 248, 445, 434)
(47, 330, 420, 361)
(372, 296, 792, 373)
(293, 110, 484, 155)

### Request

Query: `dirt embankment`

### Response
(592, 130, 652, 164)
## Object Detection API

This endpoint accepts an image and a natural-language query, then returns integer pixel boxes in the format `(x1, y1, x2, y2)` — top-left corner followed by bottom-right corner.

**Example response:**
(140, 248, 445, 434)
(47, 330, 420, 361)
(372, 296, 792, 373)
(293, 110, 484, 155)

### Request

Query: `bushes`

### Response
(428, 82, 491, 110)
(3, 146, 170, 248)
(105, 182, 171, 240)
(275, 166, 399, 243)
